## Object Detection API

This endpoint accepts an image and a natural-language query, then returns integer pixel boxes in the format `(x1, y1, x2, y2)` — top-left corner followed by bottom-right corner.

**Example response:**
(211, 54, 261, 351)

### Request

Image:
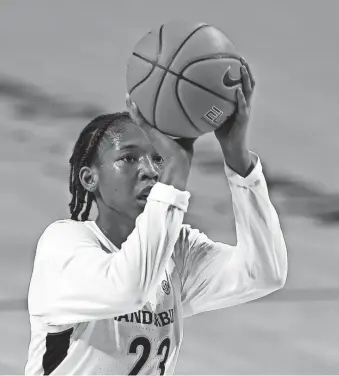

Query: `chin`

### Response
(136, 197, 147, 208)
(133, 199, 147, 216)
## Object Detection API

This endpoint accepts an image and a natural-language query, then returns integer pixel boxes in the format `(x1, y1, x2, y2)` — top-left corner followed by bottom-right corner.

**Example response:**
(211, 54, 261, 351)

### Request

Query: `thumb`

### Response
(125, 93, 142, 127)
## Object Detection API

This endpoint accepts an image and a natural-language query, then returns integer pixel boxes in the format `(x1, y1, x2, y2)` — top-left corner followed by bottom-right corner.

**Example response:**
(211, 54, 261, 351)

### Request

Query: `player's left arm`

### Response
(176, 58, 288, 318)
(177, 153, 287, 318)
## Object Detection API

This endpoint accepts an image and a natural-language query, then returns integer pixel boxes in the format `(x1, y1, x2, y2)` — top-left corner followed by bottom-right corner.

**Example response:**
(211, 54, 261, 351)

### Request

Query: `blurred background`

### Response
(0, 0, 339, 374)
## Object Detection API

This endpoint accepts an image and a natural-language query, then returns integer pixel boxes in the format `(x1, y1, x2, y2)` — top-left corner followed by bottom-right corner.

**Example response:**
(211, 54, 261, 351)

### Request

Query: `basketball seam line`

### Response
(158, 24, 164, 55)
(129, 65, 156, 95)
(137, 106, 179, 138)
(152, 23, 164, 129)
(174, 72, 203, 134)
(127, 98, 178, 137)
(129, 24, 165, 109)
(133, 52, 237, 105)
(152, 23, 167, 128)
(152, 24, 210, 130)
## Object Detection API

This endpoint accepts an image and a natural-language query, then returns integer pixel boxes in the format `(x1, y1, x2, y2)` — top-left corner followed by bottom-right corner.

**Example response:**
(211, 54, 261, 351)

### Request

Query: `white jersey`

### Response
(25, 153, 287, 375)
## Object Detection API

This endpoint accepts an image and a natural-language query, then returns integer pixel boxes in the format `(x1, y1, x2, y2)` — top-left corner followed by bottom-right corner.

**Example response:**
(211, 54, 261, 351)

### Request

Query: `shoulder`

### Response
(32, 220, 105, 278)
(37, 219, 101, 254)
(40, 219, 96, 239)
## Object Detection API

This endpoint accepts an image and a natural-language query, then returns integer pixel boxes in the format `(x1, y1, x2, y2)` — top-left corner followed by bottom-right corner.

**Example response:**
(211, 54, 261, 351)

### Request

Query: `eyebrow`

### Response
(116, 144, 141, 151)
(115, 144, 158, 154)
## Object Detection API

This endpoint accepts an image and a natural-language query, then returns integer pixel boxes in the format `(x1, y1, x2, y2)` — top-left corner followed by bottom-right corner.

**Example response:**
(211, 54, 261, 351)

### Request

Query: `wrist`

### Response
(160, 156, 192, 191)
(220, 146, 253, 177)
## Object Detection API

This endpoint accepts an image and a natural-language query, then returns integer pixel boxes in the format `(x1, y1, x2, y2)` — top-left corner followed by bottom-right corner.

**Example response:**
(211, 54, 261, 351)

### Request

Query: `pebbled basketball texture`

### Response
(126, 19, 244, 138)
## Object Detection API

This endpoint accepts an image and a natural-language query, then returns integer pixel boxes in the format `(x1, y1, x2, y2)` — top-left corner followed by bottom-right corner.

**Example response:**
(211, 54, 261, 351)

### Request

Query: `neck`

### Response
(95, 208, 135, 249)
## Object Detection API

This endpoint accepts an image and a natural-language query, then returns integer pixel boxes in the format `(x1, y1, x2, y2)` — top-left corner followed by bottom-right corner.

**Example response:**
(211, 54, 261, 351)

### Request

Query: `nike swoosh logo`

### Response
(223, 66, 242, 87)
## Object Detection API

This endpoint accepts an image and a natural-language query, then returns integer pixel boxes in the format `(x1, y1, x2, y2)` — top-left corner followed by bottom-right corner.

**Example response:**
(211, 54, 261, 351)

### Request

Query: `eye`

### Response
(153, 153, 164, 164)
(121, 155, 137, 163)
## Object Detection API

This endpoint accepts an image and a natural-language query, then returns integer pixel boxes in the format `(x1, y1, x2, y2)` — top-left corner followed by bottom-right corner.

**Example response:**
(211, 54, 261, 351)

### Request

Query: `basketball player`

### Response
(25, 61, 287, 375)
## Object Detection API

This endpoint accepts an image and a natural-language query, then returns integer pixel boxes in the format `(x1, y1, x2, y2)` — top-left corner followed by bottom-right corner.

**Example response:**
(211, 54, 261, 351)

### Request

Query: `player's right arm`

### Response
(28, 183, 190, 326)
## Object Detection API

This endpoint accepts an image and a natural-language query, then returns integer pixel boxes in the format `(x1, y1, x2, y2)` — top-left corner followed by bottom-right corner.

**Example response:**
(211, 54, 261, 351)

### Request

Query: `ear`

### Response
(79, 166, 99, 193)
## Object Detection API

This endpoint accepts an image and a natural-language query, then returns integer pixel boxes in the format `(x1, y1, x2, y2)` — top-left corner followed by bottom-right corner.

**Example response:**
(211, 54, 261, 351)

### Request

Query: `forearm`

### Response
(219, 141, 254, 177)
(225, 154, 288, 288)
(160, 138, 194, 191)
(161, 156, 192, 191)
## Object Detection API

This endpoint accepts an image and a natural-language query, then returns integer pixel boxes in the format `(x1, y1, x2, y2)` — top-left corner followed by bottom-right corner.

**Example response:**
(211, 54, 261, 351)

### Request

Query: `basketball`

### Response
(126, 19, 245, 138)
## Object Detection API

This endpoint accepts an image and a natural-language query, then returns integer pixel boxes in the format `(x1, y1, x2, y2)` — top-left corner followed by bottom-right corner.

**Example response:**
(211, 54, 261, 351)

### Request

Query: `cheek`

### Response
(99, 164, 135, 203)
(157, 163, 165, 176)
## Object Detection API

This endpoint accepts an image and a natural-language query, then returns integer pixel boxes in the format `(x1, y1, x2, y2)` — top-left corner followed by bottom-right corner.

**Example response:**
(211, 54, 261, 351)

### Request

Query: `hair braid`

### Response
(81, 192, 94, 221)
(68, 112, 130, 221)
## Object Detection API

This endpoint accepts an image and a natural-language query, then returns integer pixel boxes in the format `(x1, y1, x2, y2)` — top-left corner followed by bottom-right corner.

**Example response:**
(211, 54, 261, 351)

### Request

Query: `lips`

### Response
(136, 185, 155, 200)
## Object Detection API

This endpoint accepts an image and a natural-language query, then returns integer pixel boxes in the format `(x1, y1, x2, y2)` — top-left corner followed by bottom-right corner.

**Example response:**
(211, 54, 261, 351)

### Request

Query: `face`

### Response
(93, 121, 164, 219)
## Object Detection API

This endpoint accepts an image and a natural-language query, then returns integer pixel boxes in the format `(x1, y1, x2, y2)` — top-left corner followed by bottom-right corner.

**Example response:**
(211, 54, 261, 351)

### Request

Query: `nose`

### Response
(139, 156, 160, 181)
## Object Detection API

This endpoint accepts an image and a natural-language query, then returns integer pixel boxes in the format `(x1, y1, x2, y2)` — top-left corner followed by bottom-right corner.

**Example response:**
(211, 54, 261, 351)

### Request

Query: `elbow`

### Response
(272, 274, 286, 291)
(263, 270, 287, 293)
(248, 275, 285, 301)
(132, 285, 160, 311)
(274, 260, 288, 290)
(116, 274, 155, 312)
(118, 288, 149, 313)
(260, 253, 288, 292)
(278, 267, 288, 288)
(133, 290, 150, 311)
(252, 265, 287, 294)
(132, 295, 147, 312)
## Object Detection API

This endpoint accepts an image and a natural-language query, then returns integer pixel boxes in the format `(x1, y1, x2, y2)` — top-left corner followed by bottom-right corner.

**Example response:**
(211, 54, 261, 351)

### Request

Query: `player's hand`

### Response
(126, 94, 197, 191)
(214, 57, 256, 176)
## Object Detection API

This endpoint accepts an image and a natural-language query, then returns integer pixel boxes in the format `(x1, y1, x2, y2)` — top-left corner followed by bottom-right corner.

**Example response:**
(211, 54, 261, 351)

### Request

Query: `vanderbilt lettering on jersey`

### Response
(114, 308, 174, 327)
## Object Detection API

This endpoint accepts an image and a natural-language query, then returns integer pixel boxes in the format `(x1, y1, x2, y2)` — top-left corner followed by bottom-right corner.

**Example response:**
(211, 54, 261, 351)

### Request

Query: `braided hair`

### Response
(69, 112, 130, 221)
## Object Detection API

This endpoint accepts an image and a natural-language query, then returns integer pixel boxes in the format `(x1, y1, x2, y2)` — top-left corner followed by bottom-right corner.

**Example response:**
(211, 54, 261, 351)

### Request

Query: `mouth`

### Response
(136, 185, 154, 205)
(137, 194, 149, 200)
(136, 194, 149, 206)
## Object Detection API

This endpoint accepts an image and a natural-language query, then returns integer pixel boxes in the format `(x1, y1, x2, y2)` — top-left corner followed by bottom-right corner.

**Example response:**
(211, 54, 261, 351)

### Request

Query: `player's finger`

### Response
(240, 57, 255, 89)
(126, 94, 141, 125)
(240, 65, 252, 102)
(126, 93, 139, 123)
(125, 93, 132, 108)
(236, 87, 247, 113)
(125, 93, 137, 115)
(126, 93, 139, 118)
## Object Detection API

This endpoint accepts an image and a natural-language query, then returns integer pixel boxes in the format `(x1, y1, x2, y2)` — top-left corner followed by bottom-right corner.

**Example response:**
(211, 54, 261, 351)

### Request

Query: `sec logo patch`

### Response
(161, 280, 171, 295)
